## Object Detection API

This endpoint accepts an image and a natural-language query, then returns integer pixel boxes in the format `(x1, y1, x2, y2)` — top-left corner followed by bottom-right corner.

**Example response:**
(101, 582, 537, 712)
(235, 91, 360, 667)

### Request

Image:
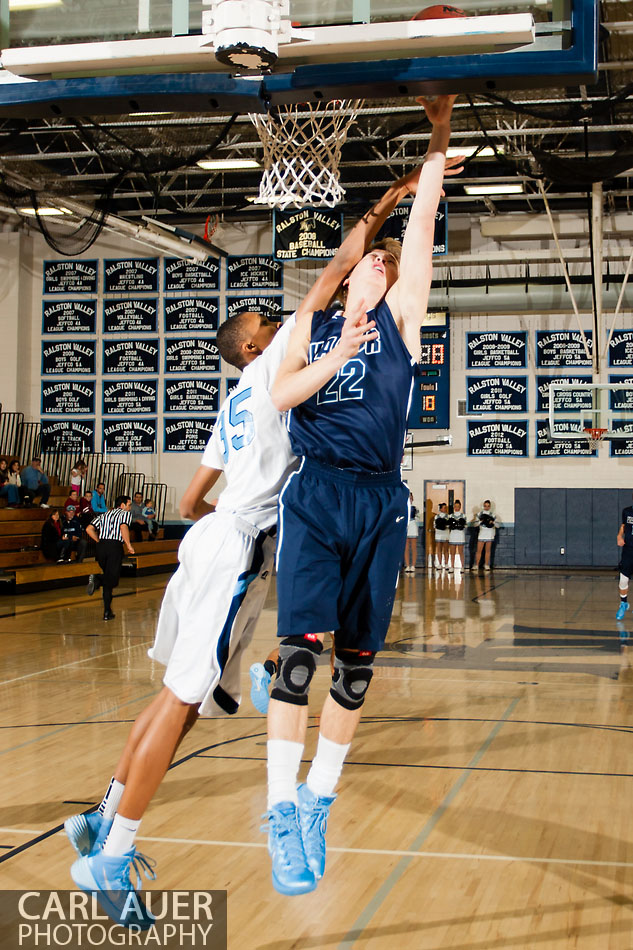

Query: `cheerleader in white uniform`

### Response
(448, 499, 466, 573)
(404, 492, 419, 573)
(472, 499, 497, 572)
(434, 502, 450, 570)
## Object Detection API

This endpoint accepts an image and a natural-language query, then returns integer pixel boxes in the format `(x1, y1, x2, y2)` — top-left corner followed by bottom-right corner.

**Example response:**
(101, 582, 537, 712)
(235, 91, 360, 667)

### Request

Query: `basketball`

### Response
(412, 4, 467, 19)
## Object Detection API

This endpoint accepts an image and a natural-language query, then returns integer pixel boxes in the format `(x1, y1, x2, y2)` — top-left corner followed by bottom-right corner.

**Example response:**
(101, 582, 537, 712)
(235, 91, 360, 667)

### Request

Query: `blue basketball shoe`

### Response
(65, 812, 112, 858)
(249, 662, 272, 715)
(616, 601, 630, 621)
(297, 783, 336, 880)
(70, 847, 156, 929)
(262, 802, 316, 896)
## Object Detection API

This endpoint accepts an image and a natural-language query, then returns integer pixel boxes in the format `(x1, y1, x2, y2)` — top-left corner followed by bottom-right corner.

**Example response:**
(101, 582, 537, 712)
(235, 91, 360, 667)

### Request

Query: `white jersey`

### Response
(202, 317, 298, 531)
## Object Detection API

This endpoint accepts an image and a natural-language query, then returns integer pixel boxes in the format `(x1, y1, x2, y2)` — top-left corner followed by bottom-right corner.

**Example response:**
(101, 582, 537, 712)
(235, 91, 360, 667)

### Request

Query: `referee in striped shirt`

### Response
(86, 495, 135, 621)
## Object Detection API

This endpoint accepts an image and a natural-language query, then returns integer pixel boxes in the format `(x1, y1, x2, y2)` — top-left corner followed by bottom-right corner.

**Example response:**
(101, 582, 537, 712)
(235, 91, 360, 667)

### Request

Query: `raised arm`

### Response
(295, 167, 424, 325)
(386, 95, 456, 357)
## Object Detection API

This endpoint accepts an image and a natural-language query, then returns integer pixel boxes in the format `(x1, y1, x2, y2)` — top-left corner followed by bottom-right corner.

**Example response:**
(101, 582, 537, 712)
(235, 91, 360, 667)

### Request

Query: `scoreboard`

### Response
(408, 315, 450, 429)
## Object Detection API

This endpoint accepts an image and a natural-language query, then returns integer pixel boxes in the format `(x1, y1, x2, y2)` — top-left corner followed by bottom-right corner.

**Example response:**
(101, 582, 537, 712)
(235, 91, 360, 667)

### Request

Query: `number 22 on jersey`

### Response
(317, 359, 366, 405)
(218, 387, 254, 462)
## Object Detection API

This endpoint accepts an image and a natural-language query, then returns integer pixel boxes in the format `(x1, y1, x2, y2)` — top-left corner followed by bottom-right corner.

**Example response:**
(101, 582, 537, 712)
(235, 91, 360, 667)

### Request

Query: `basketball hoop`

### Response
(248, 99, 363, 209)
(584, 427, 607, 450)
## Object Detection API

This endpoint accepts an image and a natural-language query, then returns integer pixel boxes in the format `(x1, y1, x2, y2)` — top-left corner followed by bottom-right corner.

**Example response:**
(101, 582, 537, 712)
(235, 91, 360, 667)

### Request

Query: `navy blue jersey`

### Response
(622, 506, 633, 546)
(287, 300, 416, 473)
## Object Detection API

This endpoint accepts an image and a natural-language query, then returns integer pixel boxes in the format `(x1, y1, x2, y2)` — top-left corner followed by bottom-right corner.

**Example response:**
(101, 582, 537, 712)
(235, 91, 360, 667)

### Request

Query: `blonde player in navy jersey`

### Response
(262, 95, 458, 896)
(63, 168, 436, 927)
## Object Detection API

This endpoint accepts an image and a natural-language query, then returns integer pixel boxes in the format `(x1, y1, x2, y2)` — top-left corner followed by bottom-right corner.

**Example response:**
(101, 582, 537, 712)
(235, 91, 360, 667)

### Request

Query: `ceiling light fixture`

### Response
(9, 0, 62, 9)
(196, 158, 261, 171)
(447, 145, 504, 159)
(18, 206, 70, 215)
(464, 183, 525, 195)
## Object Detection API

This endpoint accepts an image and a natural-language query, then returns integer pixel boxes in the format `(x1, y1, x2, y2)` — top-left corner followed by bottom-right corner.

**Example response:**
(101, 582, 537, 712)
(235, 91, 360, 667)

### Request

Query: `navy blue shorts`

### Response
(276, 457, 409, 652)
(620, 545, 633, 579)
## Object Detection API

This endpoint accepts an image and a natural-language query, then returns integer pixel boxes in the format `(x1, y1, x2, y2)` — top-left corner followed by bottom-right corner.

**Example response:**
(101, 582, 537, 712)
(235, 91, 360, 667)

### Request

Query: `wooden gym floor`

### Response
(1, 567, 632, 949)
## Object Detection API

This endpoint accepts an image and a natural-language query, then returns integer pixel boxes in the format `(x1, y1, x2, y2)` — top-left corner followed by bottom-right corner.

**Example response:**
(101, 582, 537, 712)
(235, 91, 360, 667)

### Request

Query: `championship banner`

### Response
(164, 297, 219, 333)
(165, 338, 220, 374)
(164, 379, 220, 414)
(467, 420, 528, 457)
(609, 375, 633, 411)
(375, 201, 448, 255)
(536, 375, 592, 413)
(466, 376, 527, 414)
(226, 377, 240, 397)
(41, 381, 95, 416)
(536, 420, 596, 457)
(226, 296, 284, 321)
(164, 257, 220, 292)
(164, 417, 216, 452)
(608, 331, 633, 367)
(104, 258, 159, 293)
(536, 330, 593, 368)
(103, 299, 158, 333)
(226, 255, 283, 290)
(102, 379, 158, 416)
(43, 259, 98, 295)
(103, 339, 159, 375)
(41, 419, 95, 453)
(103, 418, 157, 454)
(610, 421, 633, 457)
(42, 299, 96, 334)
(273, 208, 342, 260)
(466, 331, 527, 369)
(42, 340, 95, 376)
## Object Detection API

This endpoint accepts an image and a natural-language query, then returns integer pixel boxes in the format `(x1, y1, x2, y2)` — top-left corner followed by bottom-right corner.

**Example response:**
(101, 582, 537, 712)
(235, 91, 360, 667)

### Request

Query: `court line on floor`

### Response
(0, 639, 155, 688)
(0, 582, 168, 621)
(338, 695, 521, 950)
(1, 827, 632, 871)
(196, 753, 633, 779)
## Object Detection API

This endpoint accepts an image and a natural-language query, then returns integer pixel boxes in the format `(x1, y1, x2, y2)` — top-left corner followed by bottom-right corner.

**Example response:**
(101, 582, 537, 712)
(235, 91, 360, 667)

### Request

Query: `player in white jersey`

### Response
(64, 169, 428, 927)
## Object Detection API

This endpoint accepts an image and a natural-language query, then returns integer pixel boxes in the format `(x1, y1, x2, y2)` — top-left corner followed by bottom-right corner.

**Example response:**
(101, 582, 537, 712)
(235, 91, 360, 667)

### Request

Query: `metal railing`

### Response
(0, 412, 41, 464)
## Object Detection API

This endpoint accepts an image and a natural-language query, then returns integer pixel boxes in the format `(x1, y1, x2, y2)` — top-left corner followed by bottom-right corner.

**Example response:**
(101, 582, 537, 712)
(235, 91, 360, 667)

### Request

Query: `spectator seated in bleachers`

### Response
(7, 459, 22, 506)
(91, 482, 107, 515)
(20, 457, 51, 508)
(63, 489, 80, 513)
(0, 458, 20, 506)
(79, 490, 95, 528)
(40, 509, 66, 562)
(130, 490, 151, 542)
(60, 506, 88, 563)
(142, 497, 158, 539)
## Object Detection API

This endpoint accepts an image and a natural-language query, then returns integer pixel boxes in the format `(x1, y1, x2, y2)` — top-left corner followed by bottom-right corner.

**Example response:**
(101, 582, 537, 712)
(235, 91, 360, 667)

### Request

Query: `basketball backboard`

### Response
(0, 0, 598, 117)
(547, 382, 633, 445)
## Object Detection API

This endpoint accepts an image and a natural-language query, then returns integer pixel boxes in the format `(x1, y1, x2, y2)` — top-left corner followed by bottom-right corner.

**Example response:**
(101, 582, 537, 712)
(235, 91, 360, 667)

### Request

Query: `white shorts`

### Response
(148, 510, 275, 717)
(449, 530, 465, 544)
(406, 521, 419, 539)
(435, 529, 449, 542)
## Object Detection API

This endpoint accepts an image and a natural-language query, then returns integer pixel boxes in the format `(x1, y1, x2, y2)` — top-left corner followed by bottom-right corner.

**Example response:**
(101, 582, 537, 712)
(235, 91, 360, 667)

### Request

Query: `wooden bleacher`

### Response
(0, 479, 179, 593)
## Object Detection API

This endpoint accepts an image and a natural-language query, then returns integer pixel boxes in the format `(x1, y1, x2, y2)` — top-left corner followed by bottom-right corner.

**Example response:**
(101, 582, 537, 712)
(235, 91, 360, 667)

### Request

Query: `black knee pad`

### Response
(270, 635, 323, 706)
(330, 649, 375, 711)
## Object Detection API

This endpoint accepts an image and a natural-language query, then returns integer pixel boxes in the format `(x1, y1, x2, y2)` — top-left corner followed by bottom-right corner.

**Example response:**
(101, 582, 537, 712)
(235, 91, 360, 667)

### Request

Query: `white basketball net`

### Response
(249, 99, 363, 209)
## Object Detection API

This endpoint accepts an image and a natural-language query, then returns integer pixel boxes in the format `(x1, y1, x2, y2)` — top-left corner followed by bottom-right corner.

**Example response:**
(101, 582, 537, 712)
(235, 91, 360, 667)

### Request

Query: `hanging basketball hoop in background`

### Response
(248, 99, 364, 209)
(584, 427, 608, 451)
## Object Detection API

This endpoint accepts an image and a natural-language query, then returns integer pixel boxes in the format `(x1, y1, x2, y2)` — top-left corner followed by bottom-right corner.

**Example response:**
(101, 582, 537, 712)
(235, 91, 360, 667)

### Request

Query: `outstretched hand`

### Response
(416, 94, 458, 126)
(337, 298, 377, 361)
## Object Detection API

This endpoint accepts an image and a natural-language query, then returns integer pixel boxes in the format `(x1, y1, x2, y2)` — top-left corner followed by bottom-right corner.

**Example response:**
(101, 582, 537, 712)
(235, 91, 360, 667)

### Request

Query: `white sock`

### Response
(306, 734, 350, 798)
(102, 814, 141, 857)
(98, 777, 125, 820)
(267, 739, 304, 810)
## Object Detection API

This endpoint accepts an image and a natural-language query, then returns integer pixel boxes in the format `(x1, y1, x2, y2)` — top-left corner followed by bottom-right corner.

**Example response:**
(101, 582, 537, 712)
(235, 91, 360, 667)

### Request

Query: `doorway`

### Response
(423, 479, 466, 568)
